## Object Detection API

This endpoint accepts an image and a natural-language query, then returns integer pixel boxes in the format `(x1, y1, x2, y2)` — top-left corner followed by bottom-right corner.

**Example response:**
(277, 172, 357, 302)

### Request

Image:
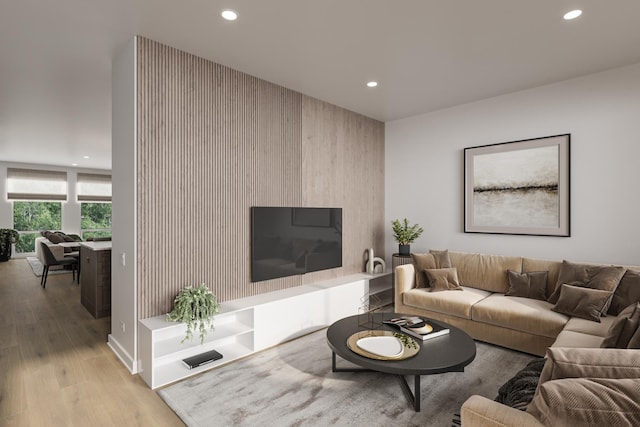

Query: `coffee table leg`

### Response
(332, 351, 373, 373)
(398, 375, 421, 412)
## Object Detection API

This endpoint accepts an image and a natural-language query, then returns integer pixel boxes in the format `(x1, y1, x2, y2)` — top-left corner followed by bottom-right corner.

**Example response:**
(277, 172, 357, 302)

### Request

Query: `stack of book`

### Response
(383, 316, 450, 341)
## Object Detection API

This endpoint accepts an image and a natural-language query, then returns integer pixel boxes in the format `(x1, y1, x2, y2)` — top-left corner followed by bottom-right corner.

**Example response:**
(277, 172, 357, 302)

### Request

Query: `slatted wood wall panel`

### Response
(136, 38, 384, 318)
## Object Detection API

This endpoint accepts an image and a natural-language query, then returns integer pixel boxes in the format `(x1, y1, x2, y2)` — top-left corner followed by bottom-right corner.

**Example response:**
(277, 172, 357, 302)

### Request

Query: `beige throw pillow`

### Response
(506, 270, 548, 301)
(551, 284, 611, 322)
(601, 303, 640, 348)
(410, 253, 437, 288)
(424, 267, 462, 292)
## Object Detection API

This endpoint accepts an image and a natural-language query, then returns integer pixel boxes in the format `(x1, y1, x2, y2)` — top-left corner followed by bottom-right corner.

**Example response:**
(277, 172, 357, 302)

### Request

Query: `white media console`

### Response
(138, 272, 389, 389)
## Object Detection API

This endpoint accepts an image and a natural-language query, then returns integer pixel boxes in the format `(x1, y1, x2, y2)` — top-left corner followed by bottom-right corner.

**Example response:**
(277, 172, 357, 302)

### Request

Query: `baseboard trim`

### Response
(108, 334, 138, 374)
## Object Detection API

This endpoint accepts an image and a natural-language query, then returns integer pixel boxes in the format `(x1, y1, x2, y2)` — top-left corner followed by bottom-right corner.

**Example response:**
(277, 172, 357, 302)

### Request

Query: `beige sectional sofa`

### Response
(394, 250, 640, 426)
(395, 251, 638, 356)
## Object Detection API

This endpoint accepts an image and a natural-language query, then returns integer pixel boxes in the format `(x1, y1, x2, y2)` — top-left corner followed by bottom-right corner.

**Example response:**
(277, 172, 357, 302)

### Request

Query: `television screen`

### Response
(251, 207, 342, 282)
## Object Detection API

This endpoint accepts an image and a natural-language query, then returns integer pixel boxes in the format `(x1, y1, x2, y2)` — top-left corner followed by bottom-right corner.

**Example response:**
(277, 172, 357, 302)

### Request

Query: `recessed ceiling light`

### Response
(83, 155, 90, 159)
(72, 163, 78, 167)
(366, 81, 378, 88)
(563, 9, 582, 20)
(221, 9, 238, 21)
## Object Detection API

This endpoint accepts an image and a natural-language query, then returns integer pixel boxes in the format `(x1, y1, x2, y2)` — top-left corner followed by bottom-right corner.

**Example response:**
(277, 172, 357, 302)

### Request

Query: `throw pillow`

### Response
(583, 265, 626, 313)
(627, 325, 640, 349)
(547, 264, 625, 314)
(411, 253, 437, 288)
(601, 303, 640, 348)
(547, 260, 591, 304)
(429, 249, 452, 268)
(47, 233, 65, 244)
(506, 270, 548, 301)
(424, 267, 462, 292)
(608, 268, 640, 316)
(551, 284, 611, 322)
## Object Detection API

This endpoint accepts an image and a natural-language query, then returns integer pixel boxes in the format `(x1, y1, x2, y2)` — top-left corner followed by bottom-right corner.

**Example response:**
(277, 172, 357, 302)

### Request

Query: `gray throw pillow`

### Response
(411, 253, 437, 288)
(601, 303, 640, 348)
(506, 270, 548, 301)
(608, 268, 640, 316)
(551, 284, 612, 322)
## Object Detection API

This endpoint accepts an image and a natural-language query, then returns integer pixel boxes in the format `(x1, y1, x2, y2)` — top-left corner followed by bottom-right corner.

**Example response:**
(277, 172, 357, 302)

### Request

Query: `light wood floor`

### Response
(0, 258, 184, 426)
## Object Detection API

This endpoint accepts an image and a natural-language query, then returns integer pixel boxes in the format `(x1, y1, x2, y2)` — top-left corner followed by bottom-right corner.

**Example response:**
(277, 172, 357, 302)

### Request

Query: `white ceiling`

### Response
(2, 1, 640, 171)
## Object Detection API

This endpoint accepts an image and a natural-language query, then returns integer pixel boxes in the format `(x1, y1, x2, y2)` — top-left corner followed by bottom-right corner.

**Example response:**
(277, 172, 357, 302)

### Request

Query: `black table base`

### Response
(332, 351, 423, 411)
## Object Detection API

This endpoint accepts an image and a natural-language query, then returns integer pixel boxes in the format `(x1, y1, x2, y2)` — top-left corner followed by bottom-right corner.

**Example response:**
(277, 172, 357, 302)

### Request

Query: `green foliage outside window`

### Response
(13, 202, 62, 253)
(81, 203, 112, 240)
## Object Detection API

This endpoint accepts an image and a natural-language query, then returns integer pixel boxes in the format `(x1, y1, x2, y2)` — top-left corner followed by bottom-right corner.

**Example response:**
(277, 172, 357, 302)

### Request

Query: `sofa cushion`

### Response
(472, 294, 569, 338)
(563, 315, 617, 337)
(601, 303, 640, 349)
(552, 284, 612, 322)
(552, 330, 605, 348)
(448, 251, 523, 293)
(528, 378, 640, 427)
(506, 270, 548, 301)
(402, 286, 491, 319)
(410, 253, 437, 288)
(424, 267, 462, 292)
(609, 268, 640, 316)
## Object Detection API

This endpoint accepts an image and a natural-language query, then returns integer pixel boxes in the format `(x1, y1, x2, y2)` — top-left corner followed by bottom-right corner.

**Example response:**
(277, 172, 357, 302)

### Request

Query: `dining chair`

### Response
(40, 242, 79, 288)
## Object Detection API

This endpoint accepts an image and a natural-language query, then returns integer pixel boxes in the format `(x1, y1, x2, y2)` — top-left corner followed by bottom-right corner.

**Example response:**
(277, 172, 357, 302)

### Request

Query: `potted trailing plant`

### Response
(167, 283, 220, 344)
(0, 229, 20, 262)
(391, 218, 424, 255)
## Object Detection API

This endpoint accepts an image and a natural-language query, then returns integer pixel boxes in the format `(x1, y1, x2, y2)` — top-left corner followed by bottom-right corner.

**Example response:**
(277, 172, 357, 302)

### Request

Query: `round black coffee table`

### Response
(326, 312, 476, 411)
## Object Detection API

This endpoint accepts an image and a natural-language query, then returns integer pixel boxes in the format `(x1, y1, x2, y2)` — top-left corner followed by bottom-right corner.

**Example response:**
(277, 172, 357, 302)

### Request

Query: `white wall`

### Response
(108, 37, 138, 373)
(385, 63, 640, 266)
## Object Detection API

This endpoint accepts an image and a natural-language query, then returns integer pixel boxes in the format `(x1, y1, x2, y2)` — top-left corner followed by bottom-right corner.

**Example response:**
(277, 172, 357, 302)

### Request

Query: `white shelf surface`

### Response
(152, 339, 254, 388)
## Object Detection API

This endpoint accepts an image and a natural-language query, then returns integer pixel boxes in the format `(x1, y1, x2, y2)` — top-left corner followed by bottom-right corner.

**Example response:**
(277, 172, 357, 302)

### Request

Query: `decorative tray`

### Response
(347, 330, 419, 361)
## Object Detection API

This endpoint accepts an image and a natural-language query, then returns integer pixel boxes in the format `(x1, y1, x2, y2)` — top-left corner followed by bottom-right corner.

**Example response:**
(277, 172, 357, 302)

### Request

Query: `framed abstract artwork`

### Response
(464, 134, 570, 236)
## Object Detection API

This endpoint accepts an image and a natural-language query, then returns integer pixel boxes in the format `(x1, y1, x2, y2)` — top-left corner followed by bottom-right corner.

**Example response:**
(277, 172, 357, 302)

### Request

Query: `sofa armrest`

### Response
(461, 395, 543, 427)
(394, 264, 415, 306)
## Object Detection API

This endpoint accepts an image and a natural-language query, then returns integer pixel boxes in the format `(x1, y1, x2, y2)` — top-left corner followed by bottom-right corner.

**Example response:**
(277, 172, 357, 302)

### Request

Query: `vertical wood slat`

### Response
(136, 38, 384, 319)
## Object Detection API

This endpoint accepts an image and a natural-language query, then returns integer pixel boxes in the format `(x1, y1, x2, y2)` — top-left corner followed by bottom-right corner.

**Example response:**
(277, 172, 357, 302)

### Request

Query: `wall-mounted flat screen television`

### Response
(251, 207, 342, 282)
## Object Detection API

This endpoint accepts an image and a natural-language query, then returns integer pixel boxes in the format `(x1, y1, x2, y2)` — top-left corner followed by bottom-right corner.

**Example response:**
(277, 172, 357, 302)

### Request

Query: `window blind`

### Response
(7, 168, 68, 201)
(77, 173, 112, 202)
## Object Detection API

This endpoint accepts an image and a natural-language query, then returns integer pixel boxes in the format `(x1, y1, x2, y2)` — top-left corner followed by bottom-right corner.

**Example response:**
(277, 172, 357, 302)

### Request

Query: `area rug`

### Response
(26, 256, 71, 277)
(158, 329, 534, 427)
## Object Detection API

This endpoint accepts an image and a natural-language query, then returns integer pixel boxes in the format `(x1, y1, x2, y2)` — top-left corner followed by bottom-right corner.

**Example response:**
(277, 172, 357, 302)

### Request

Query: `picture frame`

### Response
(464, 134, 570, 236)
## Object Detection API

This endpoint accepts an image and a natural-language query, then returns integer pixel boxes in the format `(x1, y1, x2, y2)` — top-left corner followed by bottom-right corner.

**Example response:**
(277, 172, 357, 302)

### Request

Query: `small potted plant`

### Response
(391, 218, 424, 255)
(0, 229, 20, 262)
(167, 283, 220, 344)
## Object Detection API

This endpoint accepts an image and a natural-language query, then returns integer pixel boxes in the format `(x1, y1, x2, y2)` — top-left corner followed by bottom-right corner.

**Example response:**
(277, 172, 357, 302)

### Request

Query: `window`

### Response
(13, 202, 62, 253)
(81, 202, 112, 240)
